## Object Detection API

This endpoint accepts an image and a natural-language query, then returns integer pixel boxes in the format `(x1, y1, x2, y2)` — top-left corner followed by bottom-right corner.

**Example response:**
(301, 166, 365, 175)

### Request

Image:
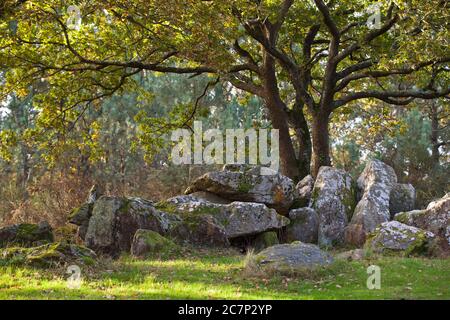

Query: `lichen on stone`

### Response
(364, 221, 435, 256)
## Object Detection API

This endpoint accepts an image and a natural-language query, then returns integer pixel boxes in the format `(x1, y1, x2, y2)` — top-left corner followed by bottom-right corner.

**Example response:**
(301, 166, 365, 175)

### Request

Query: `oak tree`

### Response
(1, 0, 449, 179)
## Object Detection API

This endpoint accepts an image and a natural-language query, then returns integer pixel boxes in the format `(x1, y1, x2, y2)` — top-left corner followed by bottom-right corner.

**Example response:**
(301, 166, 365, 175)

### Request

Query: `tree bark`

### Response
(290, 106, 311, 179)
(262, 54, 300, 181)
(18, 144, 30, 200)
(263, 93, 300, 181)
(311, 110, 331, 177)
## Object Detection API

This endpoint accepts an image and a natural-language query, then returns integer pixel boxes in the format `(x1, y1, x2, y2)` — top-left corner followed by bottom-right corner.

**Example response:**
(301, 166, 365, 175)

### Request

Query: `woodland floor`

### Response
(0, 247, 449, 300)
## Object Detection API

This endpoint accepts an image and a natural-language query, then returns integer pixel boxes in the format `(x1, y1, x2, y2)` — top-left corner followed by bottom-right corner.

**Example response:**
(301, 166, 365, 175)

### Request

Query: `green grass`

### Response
(0, 248, 448, 300)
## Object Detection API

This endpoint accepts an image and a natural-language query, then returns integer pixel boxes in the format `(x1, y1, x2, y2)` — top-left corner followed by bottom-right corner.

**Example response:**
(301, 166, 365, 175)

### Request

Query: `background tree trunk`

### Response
(429, 102, 441, 167)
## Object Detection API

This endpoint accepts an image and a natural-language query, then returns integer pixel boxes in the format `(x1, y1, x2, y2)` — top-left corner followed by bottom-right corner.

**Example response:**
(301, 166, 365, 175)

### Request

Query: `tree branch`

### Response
(335, 58, 450, 92)
(335, 88, 450, 109)
(233, 40, 261, 74)
(273, 0, 295, 33)
(334, 10, 399, 63)
(313, 0, 340, 39)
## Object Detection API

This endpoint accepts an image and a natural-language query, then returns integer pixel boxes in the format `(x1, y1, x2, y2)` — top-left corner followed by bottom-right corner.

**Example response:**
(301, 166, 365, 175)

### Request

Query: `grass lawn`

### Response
(0, 247, 449, 300)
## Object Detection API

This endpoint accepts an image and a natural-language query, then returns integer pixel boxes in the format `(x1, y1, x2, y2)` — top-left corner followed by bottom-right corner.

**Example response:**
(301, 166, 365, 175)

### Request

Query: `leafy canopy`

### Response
(0, 0, 448, 155)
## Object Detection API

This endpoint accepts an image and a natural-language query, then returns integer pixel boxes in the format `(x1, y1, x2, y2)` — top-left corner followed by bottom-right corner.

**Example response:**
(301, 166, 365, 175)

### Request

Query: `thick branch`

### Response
(335, 88, 450, 109)
(228, 77, 264, 97)
(335, 58, 450, 92)
(313, 0, 340, 39)
(233, 40, 261, 74)
(336, 59, 373, 80)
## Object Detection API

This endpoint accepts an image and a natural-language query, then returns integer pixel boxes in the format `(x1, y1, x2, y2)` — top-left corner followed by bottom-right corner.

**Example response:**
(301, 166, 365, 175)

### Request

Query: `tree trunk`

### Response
(264, 94, 300, 180)
(120, 148, 126, 194)
(262, 54, 301, 181)
(290, 106, 311, 179)
(79, 153, 91, 178)
(311, 111, 331, 177)
(18, 144, 30, 200)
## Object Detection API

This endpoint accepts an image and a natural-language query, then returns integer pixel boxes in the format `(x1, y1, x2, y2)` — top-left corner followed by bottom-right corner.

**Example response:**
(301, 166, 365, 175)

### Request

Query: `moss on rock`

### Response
(237, 176, 253, 193)
(0, 222, 54, 248)
(131, 229, 179, 258)
(54, 225, 78, 242)
(68, 203, 93, 225)
(154, 201, 179, 214)
(364, 221, 435, 257)
(0, 242, 97, 268)
(394, 210, 426, 225)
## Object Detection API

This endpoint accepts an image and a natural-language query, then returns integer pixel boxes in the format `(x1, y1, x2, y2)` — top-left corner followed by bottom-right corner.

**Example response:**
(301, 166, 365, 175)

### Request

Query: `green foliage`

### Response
(333, 139, 364, 178)
(381, 108, 449, 207)
(332, 103, 449, 207)
(1, 1, 447, 119)
(0, 69, 266, 217)
(0, 129, 17, 161)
